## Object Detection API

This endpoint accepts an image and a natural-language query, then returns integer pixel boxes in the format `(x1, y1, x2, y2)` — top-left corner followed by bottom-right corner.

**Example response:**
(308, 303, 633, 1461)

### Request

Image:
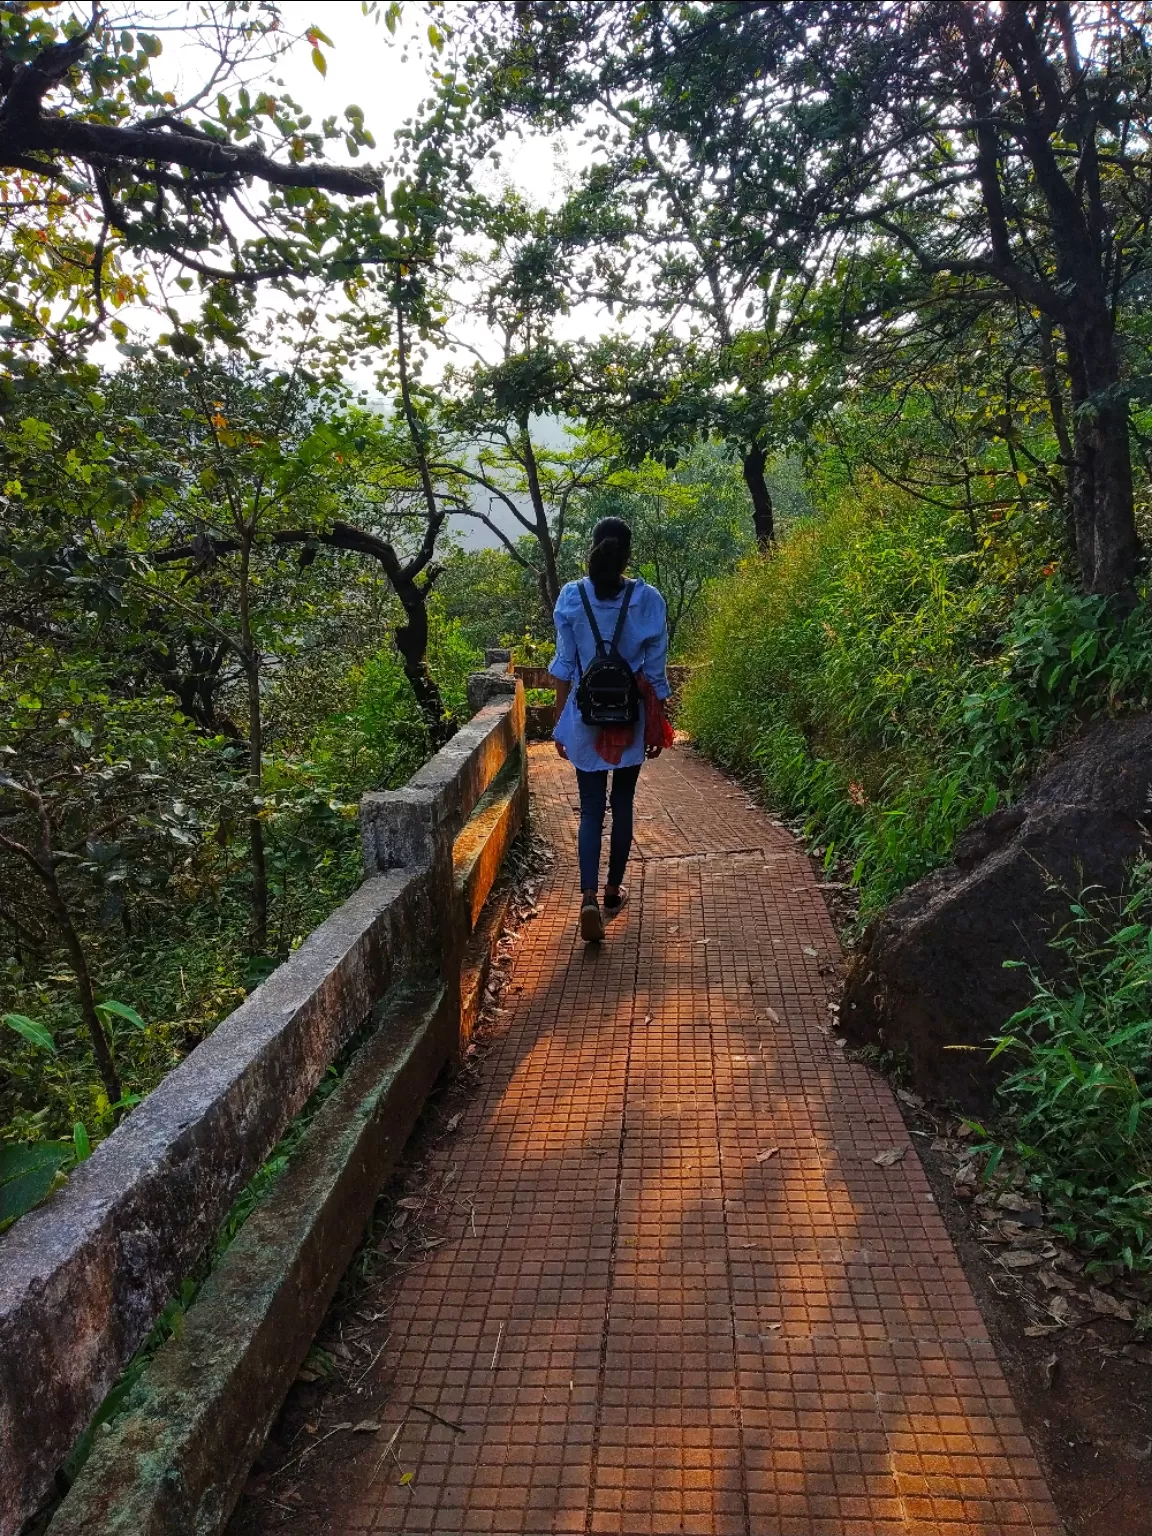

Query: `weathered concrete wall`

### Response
(453, 748, 529, 936)
(0, 684, 528, 1536)
(0, 866, 433, 1536)
(47, 982, 454, 1536)
(360, 688, 524, 875)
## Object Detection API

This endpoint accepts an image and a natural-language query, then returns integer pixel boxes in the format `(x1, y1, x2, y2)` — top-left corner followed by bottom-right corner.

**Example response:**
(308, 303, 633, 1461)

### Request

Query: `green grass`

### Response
(683, 486, 1152, 915)
(978, 869, 1152, 1272)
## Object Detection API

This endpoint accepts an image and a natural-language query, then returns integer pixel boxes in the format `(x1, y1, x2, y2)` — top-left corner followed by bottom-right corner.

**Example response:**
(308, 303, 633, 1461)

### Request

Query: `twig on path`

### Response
(406, 1401, 465, 1434)
(490, 1321, 504, 1370)
(352, 1333, 391, 1388)
(369, 1418, 408, 1485)
(273, 1420, 353, 1478)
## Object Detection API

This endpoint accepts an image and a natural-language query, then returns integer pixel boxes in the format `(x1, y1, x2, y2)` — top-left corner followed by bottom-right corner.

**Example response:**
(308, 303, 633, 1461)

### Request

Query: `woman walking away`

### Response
(548, 516, 674, 943)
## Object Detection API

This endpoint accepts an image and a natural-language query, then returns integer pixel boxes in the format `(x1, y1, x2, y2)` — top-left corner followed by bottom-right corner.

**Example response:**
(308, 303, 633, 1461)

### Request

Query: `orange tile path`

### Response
(338, 744, 1060, 1535)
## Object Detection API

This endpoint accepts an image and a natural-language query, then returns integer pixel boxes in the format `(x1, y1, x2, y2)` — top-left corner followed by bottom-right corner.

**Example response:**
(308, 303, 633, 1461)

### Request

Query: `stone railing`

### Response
(0, 672, 527, 1536)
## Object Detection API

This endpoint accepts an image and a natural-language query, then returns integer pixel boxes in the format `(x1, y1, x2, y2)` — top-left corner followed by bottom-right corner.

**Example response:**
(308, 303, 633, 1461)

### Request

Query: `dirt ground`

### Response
(895, 1094, 1152, 1536)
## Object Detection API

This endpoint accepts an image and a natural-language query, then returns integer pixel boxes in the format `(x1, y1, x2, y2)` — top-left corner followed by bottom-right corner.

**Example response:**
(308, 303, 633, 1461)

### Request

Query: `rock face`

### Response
(842, 714, 1152, 1112)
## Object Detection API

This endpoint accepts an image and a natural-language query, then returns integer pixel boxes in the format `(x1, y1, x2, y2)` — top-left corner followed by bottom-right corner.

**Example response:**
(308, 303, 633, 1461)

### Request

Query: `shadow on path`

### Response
(240, 745, 1061, 1536)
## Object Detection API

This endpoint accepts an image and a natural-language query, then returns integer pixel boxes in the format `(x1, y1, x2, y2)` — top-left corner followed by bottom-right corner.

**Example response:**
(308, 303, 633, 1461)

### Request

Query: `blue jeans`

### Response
(575, 765, 642, 893)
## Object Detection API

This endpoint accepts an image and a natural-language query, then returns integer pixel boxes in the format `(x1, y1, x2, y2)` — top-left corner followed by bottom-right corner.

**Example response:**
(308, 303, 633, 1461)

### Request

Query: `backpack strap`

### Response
(577, 579, 608, 656)
(609, 579, 635, 655)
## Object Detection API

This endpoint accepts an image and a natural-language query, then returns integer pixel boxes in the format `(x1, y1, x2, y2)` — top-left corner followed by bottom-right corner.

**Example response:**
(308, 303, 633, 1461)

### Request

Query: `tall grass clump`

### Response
(683, 485, 1152, 914)
(984, 871, 1152, 1272)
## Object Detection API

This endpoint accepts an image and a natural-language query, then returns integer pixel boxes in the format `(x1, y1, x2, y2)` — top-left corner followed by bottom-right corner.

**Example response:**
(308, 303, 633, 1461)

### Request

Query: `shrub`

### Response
(683, 485, 1152, 913)
(985, 870, 1152, 1272)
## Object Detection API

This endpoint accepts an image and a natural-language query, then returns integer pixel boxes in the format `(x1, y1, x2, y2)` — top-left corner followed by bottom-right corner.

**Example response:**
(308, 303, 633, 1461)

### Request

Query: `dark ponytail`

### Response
(587, 515, 632, 600)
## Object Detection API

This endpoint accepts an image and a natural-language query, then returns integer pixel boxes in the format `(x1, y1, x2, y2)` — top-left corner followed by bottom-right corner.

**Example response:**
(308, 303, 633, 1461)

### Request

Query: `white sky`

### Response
(272, 1, 577, 211)
(98, 1, 595, 374)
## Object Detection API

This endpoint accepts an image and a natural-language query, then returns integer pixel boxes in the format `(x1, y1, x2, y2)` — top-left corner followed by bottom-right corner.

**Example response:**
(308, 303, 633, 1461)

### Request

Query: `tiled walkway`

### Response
(340, 745, 1060, 1535)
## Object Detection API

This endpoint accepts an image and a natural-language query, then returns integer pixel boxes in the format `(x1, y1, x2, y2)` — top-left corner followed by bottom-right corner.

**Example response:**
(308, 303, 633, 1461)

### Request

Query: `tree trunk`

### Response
(742, 444, 775, 545)
(244, 649, 268, 954)
(392, 272, 451, 743)
(238, 542, 268, 955)
(28, 832, 123, 1107)
(520, 424, 562, 607)
(392, 576, 453, 748)
(1064, 312, 1141, 599)
(52, 889, 123, 1109)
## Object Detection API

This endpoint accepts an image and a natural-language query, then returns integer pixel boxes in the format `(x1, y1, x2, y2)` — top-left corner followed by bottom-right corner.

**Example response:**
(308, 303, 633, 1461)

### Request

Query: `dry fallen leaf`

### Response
(352, 1420, 381, 1434)
(756, 1147, 780, 1164)
(1089, 1287, 1135, 1321)
(1046, 1293, 1077, 1325)
(1038, 1270, 1078, 1293)
(1024, 1324, 1061, 1338)
(895, 1088, 925, 1110)
(444, 1112, 463, 1134)
(873, 1146, 909, 1167)
(399, 1471, 414, 1486)
(396, 1197, 424, 1212)
(999, 1251, 1044, 1269)
(803, 946, 818, 958)
(760, 1007, 780, 1024)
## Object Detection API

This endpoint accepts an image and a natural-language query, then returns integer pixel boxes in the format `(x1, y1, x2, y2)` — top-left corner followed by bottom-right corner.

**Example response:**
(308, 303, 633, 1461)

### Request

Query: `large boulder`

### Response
(842, 714, 1152, 1112)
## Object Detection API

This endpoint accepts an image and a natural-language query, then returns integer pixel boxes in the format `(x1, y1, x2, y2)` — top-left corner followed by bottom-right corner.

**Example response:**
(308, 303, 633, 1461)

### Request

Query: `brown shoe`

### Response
(580, 896, 604, 943)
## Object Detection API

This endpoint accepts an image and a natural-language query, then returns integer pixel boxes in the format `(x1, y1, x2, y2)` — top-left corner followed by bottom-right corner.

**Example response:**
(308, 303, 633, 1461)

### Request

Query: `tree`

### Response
(0, 2, 391, 370)
(441, 1, 1152, 598)
(424, 196, 612, 611)
(429, 4, 828, 546)
(128, 352, 460, 943)
(0, 654, 210, 1110)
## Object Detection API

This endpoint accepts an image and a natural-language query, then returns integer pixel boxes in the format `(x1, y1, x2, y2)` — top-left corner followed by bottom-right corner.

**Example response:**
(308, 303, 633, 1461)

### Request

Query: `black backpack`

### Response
(575, 579, 640, 726)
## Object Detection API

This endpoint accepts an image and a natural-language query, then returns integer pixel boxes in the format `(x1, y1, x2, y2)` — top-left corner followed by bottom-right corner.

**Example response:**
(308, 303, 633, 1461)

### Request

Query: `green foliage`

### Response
(0, 1140, 72, 1231)
(0, 5, 384, 372)
(684, 482, 1152, 913)
(984, 870, 1152, 1272)
(4, 1014, 55, 1054)
(435, 546, 546, 650)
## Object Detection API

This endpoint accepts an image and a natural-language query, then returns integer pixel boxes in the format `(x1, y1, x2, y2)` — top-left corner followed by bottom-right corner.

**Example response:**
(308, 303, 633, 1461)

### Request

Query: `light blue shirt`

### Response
(548, 576, 671, 771)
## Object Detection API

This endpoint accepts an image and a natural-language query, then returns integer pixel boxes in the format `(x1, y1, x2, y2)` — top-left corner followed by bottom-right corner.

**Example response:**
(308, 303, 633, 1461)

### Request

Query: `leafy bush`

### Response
(0, 617, 481, 1215)
(683, 484, 1152, 912)
(984, 870, 1152, 1272)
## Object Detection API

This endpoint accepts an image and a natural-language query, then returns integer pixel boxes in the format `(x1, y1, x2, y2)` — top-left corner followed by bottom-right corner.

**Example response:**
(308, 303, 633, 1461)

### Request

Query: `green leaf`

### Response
(4, 1013, 56, 1053)
(73, 1122, 92, 1162)
(0, 1141, 72, 1228)
(311, 46, 327, 77)
(95, 1000, 146, 1031)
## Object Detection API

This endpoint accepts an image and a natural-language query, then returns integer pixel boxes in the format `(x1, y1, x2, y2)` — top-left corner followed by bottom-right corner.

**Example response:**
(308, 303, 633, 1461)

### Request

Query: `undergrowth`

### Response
(979, 869, 1152, 1273)
(1, 621, 480, 1187)
(683, 486, 1152, 916)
